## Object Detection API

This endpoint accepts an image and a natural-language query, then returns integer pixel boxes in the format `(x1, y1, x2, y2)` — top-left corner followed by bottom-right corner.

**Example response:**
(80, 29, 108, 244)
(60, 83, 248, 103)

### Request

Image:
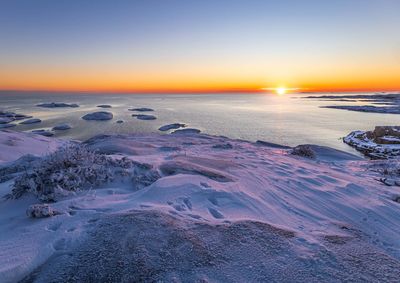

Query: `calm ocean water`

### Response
(1, 92, 399, 154)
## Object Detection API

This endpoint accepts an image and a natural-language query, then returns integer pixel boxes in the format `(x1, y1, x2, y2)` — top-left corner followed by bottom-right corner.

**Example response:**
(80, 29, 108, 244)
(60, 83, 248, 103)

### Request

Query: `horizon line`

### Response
(0, 87, 399, 94)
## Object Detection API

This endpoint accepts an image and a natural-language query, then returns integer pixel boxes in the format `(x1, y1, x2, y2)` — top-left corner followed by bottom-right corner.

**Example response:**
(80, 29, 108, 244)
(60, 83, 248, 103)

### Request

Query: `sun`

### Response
(276, 87, 286, 95)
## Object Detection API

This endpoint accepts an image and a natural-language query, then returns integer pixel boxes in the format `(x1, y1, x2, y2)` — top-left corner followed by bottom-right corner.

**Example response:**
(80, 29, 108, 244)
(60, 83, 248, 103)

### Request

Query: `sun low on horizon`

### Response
(1, 0, 400, 93)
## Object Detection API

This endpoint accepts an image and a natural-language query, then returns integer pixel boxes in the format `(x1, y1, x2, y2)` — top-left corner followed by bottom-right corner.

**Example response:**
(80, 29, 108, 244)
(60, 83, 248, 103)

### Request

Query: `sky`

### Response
(0, 0, 400, 93)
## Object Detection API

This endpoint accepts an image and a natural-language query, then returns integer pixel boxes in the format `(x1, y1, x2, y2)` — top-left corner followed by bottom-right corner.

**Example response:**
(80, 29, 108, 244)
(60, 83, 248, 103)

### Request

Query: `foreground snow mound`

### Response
(22, 211, 400, 283)
(1, 132, 400, 282)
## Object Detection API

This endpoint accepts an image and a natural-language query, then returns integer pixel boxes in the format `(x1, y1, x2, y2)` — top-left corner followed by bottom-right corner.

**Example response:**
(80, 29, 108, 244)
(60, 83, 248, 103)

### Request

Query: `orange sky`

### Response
(1, 1, 400, 93)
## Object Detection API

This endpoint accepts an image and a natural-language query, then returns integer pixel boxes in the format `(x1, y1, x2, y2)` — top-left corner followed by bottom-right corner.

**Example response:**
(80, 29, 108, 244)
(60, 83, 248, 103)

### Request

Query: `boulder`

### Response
(52, 123, 72, 131)
(132, 114, 157, 120)
(158, 123, 186, 131)
(19, 118, 42, 124)
(37, 102, 79, 108)
(82, 112, 113, 121)
(129, 107, 154, 112)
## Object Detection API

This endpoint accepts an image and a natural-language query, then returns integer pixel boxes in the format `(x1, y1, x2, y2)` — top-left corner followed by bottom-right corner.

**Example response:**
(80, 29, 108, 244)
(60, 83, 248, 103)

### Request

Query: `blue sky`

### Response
(0, 0, 399, 92)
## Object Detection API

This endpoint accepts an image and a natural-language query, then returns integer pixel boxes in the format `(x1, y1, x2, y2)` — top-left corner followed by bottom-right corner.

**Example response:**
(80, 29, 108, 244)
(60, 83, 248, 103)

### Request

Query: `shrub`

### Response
(291, 145, 316, 159)
(369, 159, 400, 177)
(7, 145, 134, 202)
(26, 204, 60, 218)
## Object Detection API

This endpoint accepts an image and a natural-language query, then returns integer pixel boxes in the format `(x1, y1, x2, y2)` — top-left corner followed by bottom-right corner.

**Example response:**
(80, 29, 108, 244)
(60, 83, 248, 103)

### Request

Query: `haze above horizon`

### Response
(1, 0, 400, 93)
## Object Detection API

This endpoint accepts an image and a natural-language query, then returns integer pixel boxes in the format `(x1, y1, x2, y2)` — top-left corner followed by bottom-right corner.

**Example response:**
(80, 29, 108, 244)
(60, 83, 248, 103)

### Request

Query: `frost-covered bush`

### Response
(369, 159, 400, 177)
(291, 145, 316, 159)
(26, 204, 60, 218)
(367, 159, 400, 186)
(7, 145, 134, 201)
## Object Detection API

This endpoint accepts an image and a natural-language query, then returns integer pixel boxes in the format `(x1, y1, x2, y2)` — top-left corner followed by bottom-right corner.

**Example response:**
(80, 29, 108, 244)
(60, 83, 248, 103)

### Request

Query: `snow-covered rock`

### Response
(0, 117, 14, 124)
(52, 123, 72, 131)
(0, 124, 16, 129)
(0, 111, 32, 121)
(158, 123, 186, 131)
(132, 114, 157, 120)
(129, 107, 154, 112)
(344, 126, 400, 159)
(19, 118, 41, 125)
(37, 102, 79, 108)
(82, 112, 113, 121)
(171, 128, 201, 134)
(31, 129, 54, 137)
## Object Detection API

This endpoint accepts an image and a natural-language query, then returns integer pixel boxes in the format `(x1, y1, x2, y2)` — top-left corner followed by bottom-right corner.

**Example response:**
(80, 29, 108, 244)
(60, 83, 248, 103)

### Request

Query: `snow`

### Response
(1, 131, 400, 282)
(344, 130, 400, 159)
(0, 130, 66, 164)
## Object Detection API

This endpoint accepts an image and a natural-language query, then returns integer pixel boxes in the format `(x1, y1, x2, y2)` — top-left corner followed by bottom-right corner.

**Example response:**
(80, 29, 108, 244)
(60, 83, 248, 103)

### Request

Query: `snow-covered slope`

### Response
(1, 131, 400, 282)
(0, 130, 67, 164)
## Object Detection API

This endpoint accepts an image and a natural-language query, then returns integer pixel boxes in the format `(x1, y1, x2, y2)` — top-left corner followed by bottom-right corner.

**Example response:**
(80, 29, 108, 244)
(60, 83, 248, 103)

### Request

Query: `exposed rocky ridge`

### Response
(344, 126, 400, 159)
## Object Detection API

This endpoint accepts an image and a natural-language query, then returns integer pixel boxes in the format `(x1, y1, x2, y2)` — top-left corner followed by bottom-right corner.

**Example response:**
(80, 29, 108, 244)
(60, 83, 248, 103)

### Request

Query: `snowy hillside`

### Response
(0, 131, 399, 282)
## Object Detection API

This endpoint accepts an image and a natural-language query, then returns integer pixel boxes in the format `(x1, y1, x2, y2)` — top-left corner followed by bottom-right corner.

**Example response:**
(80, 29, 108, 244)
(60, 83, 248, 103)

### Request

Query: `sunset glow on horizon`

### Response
(1, 0, 400, 94)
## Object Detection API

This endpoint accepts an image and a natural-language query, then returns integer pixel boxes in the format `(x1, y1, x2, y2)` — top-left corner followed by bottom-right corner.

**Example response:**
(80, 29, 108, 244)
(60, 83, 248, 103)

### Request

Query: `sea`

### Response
(1, 92, 399, 155)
